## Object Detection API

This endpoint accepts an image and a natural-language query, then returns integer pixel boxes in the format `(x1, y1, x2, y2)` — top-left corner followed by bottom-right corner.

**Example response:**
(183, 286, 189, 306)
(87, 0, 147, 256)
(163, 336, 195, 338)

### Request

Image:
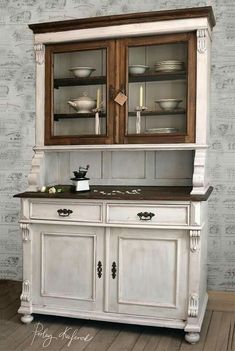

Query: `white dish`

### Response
(69, 67, 96, 78)
(129, 65, 149, 75)
(68, 93, 96, 113)
(155, 99, 182, 111)
(146, 127, 179, 134)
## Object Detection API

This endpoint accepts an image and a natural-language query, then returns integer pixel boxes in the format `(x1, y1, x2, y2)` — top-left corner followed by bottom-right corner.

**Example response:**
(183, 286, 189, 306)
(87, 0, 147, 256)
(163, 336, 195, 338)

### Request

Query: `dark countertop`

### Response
(14, 185, 213, 202)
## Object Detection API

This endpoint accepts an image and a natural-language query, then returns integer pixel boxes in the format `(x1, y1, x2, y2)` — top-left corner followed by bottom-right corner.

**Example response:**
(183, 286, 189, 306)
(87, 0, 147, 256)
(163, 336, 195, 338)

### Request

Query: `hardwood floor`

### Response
(0, 280, 235, 351)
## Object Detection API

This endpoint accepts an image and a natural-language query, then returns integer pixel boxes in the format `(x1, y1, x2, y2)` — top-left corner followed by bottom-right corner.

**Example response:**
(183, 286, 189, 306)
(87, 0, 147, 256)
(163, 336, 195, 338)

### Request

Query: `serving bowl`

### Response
(129, 65, 149, 75)
(155, 99, 182, 111)
(69, 67, 96, 78)
(68, 93, 96, 113)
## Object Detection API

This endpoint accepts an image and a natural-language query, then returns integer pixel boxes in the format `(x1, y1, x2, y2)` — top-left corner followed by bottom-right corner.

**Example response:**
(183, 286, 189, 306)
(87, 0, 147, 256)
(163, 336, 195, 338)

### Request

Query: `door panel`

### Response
(32, 224, 104, 311)
(108, 227, 189, 319)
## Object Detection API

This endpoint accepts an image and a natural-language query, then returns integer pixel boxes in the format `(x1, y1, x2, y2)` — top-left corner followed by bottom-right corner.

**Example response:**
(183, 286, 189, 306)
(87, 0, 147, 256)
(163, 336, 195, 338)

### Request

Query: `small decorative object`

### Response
(129, 65, 149, 75)
(155, 98, 182, 111)
(48, 186, 56, 194)
(68, 92, 96, 113)
(40, 186, 46, 192)
(69, 66, 96, 78)
(71, 165, 90, 192)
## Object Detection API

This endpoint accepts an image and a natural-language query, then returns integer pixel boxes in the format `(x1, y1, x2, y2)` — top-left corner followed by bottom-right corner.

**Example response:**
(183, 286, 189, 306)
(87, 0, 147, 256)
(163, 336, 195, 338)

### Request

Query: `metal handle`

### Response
(137, 211, 155, 221)
(57, 209, 73, 217)
(111, 262, 117, 279)
(97, 261, 102, 278)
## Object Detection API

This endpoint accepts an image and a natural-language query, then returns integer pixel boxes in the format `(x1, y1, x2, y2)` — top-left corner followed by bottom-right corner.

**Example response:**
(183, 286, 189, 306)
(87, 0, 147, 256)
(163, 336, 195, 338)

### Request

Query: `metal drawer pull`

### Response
(111, 262, 117, 279)
(137, 211, 155, 221)
(97, 261, 102, 278)
(57, 209, 73, 217)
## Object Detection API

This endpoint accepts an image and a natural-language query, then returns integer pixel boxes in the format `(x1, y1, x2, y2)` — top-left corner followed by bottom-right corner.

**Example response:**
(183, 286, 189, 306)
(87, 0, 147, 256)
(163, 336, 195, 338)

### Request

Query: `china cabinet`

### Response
(15, 7, 215, 344)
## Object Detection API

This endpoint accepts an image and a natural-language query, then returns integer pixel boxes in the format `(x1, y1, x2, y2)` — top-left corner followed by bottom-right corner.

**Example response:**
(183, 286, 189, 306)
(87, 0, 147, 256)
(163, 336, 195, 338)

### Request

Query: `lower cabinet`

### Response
(108, 227, 189, 319)
(19, 199, 207, 344)
(30, 223, 189, 320)
(31, 224, 104, 312)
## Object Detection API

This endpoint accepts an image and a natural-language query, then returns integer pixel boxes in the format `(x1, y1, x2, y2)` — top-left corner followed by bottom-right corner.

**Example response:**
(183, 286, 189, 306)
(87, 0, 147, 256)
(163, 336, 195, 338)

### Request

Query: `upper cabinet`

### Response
(30, 6, 215, 146)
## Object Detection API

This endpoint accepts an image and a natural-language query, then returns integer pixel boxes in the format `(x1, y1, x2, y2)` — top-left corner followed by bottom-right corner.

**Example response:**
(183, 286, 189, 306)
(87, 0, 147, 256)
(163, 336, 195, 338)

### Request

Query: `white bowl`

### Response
(155, 99, 182, 111)
(69, 67, 96, 78)
(129, 65, 149, 75)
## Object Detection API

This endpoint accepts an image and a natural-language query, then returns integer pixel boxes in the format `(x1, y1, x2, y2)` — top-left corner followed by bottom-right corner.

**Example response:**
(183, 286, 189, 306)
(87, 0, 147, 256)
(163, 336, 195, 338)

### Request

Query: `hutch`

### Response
(15, 7, 215, 344)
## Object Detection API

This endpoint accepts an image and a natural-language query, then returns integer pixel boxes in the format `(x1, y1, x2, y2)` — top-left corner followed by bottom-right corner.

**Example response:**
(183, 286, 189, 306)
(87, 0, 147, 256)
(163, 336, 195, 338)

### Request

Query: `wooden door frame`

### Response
(118, 32, 197, 144)
(44, 39, 116, 145)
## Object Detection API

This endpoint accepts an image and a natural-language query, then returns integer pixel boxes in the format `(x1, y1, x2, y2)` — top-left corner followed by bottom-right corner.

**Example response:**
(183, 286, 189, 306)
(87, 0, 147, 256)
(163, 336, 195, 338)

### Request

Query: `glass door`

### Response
(119, 33, 196, 144)
(45, 40, 115, 145)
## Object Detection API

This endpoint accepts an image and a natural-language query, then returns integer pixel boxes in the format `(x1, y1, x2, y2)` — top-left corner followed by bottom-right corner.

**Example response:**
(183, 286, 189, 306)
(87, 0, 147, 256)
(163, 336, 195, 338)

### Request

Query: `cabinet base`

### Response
(21, 314, 34, 324)
(185, 332, 200, 344)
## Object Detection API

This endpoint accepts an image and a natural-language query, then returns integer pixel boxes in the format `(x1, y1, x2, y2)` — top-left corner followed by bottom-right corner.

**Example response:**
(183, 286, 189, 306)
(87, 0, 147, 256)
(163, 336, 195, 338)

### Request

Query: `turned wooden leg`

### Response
(21, 314, 34, 324)
(185, 332, 200, 344)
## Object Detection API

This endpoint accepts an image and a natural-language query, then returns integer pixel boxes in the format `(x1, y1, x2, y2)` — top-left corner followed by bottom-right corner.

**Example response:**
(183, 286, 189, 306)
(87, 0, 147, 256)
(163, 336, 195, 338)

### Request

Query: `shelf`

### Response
(54, 112, 106, 121)
(128, 109, 186, 116)
(129, 71, 186, 83)
(14, 185, 213, 202)
(54, 76, 106, 88)
(54, 71, 186, 89)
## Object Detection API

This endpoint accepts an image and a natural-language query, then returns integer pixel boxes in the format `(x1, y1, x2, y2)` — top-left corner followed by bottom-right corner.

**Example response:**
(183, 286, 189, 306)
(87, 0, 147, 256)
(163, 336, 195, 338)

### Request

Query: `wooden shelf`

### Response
(14, 185, 213, 202)
(54, 71, 186, 89)
(128, 109, 186, 116)
(129, 70, 186, 83)
(54, 112, 106, 121)
(54, 76, 106, 88)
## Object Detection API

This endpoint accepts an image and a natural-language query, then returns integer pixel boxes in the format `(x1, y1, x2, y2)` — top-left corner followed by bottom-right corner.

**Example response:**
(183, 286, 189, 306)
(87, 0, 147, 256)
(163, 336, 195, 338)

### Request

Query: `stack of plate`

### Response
(155, 60, 184, 72)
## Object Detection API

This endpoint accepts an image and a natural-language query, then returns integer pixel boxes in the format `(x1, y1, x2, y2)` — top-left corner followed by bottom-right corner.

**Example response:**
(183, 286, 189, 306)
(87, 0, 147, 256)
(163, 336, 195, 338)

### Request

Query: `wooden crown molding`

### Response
(28, 6, 215, 34)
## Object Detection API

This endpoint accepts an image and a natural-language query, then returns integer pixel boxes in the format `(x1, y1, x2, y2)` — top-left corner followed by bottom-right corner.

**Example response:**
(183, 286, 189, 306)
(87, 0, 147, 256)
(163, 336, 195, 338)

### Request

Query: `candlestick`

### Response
(139, 86, 143, 107)
(135, 105, 147, 134)
(96, 89, 100, 109)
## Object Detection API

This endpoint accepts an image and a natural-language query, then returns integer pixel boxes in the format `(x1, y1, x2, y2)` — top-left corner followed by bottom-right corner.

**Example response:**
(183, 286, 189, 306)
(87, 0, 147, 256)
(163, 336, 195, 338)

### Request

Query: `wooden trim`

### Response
(120, 32, 196, 144)
(44, 39, 116, 145)
(186, 32, 197, 143)
(208, 291, 235, 312)
(28, 6, 215, 33)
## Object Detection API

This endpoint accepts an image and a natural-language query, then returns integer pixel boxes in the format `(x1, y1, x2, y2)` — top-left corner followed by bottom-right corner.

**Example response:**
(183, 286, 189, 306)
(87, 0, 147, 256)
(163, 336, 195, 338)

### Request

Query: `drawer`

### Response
(106, 203, 189, 226)
(30, 201, 103, 223)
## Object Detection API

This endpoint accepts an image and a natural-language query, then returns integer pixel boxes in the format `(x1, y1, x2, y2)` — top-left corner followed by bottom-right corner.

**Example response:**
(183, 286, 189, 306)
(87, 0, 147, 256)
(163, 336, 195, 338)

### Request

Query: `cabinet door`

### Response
(118, 32, 196, 144)
(45, 40, 116, 145)
(32, 224, 104, 311)
(108, 227, 188, 319)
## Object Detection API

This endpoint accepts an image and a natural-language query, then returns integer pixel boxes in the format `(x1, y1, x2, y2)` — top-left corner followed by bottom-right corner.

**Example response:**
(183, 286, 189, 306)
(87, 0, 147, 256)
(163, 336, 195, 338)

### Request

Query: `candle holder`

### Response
(92, 107, 102, 135)
(135, 106, 147, 134)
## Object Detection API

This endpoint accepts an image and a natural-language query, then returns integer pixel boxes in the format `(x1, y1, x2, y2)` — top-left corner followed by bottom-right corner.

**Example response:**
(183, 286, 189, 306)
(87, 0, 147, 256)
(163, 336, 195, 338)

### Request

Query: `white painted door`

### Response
(108, 227, 189, 320)
(32, 224, 104, 311)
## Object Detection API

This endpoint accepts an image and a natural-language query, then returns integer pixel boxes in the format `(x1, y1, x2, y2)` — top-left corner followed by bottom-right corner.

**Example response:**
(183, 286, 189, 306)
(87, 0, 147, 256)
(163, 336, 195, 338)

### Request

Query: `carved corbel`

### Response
(27, 151, 45, 191)
(34, 43, 45, 64)
(20, 280, 31, 302)
(190, 230, 201, 252)
(197, 29, 207, 54)
(20, 223, 30, 242)
(188, 293, 199, 317)
(191, 149, 208, 195)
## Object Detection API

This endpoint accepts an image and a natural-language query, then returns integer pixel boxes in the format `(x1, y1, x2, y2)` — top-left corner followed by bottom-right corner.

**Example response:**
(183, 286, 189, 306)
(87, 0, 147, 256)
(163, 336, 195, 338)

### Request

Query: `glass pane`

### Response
(53, 48, 107, 136)
(127, 42, 187, 135)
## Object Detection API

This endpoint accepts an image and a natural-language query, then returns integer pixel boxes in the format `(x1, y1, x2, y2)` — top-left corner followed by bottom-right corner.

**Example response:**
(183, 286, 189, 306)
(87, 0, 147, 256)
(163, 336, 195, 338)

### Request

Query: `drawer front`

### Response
(107, 204, 189, 225)
(30, 201, 102, 222)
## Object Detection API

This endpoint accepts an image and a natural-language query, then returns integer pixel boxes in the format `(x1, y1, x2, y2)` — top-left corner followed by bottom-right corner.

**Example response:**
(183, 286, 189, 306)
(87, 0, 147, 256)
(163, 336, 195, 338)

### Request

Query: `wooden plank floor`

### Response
(0, 280, 235, 351)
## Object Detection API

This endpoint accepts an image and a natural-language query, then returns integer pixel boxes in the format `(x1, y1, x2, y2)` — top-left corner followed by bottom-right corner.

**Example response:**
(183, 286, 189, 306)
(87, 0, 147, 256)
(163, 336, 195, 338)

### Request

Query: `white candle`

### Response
(96, 88, 100, 109)
(139, 86, 143, 107)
